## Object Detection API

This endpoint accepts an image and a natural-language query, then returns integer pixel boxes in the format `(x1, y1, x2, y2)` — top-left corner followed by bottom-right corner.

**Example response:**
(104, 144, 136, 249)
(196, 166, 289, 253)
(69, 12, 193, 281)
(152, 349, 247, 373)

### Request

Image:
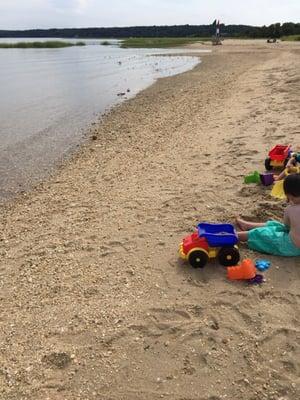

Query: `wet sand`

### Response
(0, 39, 299, 400)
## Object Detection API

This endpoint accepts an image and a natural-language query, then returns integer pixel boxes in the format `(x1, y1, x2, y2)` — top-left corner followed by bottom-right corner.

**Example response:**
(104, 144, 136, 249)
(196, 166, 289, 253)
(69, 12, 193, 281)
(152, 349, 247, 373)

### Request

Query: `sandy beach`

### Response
(0, 39, 299, 399)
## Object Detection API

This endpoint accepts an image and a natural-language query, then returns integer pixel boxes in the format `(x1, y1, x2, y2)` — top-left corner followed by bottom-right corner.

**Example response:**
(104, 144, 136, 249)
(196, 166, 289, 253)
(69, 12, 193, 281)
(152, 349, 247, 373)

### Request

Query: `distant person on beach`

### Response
(236, 174, 300, 256)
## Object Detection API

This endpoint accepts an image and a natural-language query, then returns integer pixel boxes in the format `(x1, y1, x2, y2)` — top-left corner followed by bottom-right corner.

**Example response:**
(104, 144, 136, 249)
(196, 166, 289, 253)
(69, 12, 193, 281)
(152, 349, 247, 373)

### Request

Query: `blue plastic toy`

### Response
(197, 223, 238, 247)
(255, 259, 271, 272)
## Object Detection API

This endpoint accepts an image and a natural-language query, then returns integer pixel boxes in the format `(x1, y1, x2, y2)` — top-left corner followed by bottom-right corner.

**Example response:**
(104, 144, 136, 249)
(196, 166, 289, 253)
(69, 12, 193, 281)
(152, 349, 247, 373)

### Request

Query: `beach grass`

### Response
(120, 37, 210, 48)
(0, 41, 86, 48)
(281, 35, 300, 41)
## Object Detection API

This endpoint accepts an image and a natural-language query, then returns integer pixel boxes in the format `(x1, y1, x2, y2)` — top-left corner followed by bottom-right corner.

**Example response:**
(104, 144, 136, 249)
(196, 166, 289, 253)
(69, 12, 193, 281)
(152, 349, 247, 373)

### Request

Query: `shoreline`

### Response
(0, 40, 299, 399)
(0, 46, 201, 205)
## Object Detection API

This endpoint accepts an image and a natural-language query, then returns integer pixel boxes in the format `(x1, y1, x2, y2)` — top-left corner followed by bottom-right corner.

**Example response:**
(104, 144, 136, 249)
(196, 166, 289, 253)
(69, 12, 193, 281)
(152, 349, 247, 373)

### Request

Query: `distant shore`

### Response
(0, 40, 299, 399)
(0, 40, 85, 48)
(120, 37, 210, 48)
(1, 21, 299, 40)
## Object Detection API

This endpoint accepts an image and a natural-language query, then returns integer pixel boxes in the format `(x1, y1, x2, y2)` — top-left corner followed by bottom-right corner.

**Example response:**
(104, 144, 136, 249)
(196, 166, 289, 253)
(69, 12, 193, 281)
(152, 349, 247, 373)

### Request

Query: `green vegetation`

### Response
(100, 40, 111, 45)
(0, 22, 299, 41)
(0, 41, 86, 48)
(121, 37, 210, 48)
(281, 35, 300, 41)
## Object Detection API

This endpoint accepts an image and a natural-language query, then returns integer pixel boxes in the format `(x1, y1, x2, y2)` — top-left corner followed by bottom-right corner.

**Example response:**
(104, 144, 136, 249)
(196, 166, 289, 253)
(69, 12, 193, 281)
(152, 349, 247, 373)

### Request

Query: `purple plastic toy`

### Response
(260, 172, 274, 186)
(248, 274, 264, 284)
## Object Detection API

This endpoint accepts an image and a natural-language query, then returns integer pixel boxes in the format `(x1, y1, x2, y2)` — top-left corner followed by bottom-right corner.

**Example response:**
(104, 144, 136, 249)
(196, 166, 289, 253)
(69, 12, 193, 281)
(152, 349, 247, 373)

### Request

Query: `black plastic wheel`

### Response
(265, 157, 272, 171)
(188, 249, 209, 268)
(218, 246, 240, 267)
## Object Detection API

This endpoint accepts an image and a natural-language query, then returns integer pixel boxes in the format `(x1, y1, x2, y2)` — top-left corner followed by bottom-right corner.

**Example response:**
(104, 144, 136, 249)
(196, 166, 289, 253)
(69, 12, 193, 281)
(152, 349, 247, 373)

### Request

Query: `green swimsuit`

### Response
(248, 220, 300, 257)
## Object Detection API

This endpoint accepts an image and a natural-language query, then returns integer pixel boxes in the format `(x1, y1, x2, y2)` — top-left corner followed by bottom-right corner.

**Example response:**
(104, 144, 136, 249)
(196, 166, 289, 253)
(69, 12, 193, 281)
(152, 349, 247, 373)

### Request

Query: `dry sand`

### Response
(0, 40, 299, 400)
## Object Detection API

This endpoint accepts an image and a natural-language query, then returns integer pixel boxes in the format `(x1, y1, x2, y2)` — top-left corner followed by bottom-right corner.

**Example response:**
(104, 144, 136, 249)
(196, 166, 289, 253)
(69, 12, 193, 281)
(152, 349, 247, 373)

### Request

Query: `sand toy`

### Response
(260, 172, 274, 186)
(265, 144, 292, 171)
(271, 166, 300, 199)
(244, 171, 260, 184)
(228, 259, 265, 284)
(179, 223, 240, 268)
(271, 179, 285, 199)
(255, 259, 271, 272)
(247, 274, 264, 284)
(227, 259, 256, 280)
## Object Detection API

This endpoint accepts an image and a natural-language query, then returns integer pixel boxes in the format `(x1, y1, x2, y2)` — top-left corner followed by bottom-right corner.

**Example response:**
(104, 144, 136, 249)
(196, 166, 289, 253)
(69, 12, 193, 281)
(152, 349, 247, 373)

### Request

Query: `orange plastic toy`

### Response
(227, 259, 256, 280)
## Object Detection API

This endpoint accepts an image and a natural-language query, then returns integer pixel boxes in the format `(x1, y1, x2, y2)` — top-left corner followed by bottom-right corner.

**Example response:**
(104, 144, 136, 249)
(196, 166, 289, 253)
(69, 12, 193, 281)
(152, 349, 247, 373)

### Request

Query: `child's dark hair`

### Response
(283, 173, 300, 197)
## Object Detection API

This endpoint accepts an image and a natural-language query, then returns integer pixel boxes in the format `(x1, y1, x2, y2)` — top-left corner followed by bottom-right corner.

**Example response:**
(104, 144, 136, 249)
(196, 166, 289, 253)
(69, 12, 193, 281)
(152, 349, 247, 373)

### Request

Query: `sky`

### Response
(0, 0, 299, 30)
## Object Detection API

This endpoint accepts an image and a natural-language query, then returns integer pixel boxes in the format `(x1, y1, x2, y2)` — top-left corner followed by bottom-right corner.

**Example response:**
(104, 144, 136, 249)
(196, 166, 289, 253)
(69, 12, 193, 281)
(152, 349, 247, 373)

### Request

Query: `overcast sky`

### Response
(0, 0, 299, 30)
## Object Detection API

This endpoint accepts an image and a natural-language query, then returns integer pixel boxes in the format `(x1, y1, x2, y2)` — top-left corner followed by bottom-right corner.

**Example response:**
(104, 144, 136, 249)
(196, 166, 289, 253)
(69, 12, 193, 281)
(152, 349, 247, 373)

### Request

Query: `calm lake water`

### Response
(0, 38, 205, 200)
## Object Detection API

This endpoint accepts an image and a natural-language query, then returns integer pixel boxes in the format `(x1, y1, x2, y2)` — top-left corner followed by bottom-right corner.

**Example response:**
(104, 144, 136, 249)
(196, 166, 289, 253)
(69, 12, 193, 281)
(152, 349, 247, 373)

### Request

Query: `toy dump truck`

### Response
(179, 223, 240, 268)
(265, 144, 292, 171)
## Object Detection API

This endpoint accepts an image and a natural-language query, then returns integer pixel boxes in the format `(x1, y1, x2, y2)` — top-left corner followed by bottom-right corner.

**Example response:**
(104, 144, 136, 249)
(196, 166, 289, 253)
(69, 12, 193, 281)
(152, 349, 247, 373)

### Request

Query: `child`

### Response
(236, 173, 300, 256)
(273, 152, 300, 181)
(271, 154, 300, 199)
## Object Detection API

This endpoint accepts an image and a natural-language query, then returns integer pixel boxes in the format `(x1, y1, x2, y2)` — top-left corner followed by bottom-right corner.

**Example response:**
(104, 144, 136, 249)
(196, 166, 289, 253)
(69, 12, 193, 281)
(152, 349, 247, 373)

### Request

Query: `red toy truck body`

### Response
(265, 144, 292, 170)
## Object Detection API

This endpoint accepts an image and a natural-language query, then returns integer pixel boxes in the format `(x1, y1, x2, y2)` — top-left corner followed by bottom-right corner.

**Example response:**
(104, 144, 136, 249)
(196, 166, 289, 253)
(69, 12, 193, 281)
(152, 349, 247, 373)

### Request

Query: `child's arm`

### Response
(286, 156, 296, 168)
(274, 170, 286, 181)
(274, 163, 299, 181)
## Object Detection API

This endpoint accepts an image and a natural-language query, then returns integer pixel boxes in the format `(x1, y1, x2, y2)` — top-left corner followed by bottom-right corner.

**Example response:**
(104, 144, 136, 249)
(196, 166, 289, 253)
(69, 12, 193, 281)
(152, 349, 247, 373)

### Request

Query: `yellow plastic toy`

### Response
(271, 167, 300, 199)
(271, 179, 285, 199)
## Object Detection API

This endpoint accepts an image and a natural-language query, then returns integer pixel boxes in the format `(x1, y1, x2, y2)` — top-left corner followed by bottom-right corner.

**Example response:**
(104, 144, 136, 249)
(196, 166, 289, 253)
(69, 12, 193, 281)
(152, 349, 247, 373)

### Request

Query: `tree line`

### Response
(0, 22, 299, 39)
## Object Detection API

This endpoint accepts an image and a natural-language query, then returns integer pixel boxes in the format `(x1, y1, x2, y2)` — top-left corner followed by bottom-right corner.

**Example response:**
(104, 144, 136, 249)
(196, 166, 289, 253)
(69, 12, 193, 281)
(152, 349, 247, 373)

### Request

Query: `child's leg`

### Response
(236, 217, 266, 231)
(237, 231, 249, 242)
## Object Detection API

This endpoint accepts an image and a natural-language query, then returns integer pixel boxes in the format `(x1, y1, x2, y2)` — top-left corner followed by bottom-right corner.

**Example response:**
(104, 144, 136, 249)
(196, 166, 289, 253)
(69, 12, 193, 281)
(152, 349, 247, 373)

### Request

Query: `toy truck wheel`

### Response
(265, 157, 272, 171)
(188, 249, 208, 268)
(218, 246, 240, 267)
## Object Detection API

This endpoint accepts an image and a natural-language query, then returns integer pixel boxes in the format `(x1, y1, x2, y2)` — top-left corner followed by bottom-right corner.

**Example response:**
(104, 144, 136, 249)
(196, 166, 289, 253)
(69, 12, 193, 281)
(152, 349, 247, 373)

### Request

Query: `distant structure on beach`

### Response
(212, 19, 222, 45)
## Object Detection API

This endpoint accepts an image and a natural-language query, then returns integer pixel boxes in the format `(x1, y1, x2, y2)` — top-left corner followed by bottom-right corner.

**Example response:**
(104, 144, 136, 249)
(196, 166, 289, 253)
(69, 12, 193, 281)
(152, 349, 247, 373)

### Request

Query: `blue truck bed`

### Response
(197, 223, 238, 247)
